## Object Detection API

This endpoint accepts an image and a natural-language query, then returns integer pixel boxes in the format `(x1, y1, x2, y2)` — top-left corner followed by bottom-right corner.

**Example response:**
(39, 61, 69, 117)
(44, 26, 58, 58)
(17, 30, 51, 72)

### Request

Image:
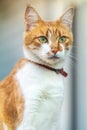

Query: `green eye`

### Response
(59, 36, 66, 43)
(38, 36, 48, 43)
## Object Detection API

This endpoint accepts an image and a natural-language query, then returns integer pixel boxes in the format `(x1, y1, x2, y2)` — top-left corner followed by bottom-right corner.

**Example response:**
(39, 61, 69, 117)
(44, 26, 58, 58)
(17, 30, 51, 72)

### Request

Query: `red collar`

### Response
(28, 60, 68, 78)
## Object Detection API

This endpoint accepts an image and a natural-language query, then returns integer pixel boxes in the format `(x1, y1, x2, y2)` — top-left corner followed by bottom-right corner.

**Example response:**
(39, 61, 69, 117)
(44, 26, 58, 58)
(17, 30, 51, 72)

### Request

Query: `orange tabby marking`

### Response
(0, 59, 28, 130)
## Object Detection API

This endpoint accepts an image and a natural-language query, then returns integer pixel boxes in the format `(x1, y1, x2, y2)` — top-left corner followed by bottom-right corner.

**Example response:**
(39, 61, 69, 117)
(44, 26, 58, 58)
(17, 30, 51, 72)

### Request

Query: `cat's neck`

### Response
(23, 48, 65, 69)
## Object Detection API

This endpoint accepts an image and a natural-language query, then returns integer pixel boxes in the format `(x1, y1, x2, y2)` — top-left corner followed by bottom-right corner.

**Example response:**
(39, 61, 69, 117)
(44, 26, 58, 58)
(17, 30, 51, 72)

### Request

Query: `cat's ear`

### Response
(60, 7, 74, 30)
(25, 5, 41, 31)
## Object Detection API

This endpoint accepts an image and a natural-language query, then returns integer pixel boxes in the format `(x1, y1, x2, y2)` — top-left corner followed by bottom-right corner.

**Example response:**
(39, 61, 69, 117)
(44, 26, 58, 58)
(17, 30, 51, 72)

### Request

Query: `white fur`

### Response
(40, 43, 65, 58)
(15, 62, 64, 130)
(3, 123, 8, 130)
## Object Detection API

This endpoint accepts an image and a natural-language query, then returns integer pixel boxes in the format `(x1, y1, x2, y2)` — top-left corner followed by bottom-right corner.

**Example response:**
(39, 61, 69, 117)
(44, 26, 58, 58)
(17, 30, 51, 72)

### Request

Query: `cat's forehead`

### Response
(38, 21, 71, 37)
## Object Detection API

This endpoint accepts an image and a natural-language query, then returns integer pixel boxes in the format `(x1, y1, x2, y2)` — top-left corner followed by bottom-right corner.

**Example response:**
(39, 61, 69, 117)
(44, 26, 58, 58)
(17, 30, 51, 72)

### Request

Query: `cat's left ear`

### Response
(25, 5, 42, 31)
(60, 7, 74, 30)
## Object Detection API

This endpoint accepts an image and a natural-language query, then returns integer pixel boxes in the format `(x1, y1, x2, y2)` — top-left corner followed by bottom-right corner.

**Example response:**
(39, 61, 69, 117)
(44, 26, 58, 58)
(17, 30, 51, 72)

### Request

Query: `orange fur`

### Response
(0, 59, 29, 130)
(24, 20, 73, 51)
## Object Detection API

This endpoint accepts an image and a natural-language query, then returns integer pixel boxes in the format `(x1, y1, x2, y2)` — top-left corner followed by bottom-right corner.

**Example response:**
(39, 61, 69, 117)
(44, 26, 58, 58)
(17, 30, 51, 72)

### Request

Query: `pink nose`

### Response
(51, 48, 58, 54)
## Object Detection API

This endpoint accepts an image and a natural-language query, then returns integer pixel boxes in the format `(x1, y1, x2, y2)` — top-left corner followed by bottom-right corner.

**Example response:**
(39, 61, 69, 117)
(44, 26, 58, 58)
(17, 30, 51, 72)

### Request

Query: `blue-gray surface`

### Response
(0, 1, 24, 80)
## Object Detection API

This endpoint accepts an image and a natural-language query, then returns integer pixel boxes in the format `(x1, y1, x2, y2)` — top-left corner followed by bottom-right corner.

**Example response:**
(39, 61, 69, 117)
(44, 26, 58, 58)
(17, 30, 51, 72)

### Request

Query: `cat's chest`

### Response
(15, 63, 64, 99)
(15, 63, 64, 130)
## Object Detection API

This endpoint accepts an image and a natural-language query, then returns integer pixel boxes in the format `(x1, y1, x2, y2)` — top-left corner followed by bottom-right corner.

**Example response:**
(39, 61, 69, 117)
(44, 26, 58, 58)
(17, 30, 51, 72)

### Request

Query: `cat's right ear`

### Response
(59, 7, 74, 30)
(25, 5, 41, 31)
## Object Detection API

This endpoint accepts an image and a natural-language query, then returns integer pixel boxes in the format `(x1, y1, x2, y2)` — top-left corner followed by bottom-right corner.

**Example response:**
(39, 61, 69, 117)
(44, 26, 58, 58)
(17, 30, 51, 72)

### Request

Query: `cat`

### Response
(0, 5, 74, 130)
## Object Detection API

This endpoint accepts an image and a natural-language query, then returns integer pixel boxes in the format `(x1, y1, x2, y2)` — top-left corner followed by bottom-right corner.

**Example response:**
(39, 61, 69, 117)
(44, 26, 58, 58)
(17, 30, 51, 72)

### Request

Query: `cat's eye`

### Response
(38, 36, 48, 43)
(59, 36, 66, 43)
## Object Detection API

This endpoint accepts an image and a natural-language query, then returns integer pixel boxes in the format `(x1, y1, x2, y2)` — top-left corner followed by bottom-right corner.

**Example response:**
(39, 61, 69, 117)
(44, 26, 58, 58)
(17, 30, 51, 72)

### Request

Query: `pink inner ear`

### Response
(25, 6, 41, 31)
(60, 8, 74, 29)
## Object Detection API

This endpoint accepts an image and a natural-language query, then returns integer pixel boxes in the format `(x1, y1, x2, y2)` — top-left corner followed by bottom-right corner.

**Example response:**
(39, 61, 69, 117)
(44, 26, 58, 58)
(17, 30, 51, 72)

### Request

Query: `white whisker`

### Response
(68, 54, 78, 62)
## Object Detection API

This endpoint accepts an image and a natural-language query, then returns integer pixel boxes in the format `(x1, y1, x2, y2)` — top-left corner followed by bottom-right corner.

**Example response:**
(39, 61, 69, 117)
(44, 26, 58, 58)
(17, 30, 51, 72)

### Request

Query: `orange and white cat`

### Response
(0, 5, 74, 130)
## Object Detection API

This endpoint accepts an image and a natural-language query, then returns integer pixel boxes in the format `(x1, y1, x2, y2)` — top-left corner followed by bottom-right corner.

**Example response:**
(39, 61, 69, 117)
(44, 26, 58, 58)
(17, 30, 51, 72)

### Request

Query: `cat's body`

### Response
(0, 5, 74, 130)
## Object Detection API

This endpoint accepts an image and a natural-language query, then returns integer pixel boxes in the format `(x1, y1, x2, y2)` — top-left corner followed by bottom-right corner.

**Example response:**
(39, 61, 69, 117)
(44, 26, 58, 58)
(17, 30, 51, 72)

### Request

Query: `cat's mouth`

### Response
(48, 55, 60, 60)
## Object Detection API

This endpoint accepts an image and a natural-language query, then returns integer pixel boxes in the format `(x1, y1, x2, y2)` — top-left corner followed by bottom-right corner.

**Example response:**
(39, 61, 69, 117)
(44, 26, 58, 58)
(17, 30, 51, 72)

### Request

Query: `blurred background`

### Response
(0, 0, 87, 130)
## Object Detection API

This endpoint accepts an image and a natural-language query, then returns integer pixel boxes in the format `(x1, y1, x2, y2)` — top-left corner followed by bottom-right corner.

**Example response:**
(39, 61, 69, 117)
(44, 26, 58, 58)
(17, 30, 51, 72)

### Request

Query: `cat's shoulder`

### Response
(11, 58, 29, 74)
(0, 58, 29, 89)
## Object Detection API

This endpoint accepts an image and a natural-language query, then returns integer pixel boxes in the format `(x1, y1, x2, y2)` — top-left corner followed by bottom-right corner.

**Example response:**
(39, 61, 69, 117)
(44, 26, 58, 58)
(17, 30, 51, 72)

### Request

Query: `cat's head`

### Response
(24, 5, 74, 67)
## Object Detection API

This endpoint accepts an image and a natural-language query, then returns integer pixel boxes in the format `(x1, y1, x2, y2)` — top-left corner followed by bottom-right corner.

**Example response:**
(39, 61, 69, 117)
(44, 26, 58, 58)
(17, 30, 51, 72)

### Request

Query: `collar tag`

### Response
(55, 68, 68, 77)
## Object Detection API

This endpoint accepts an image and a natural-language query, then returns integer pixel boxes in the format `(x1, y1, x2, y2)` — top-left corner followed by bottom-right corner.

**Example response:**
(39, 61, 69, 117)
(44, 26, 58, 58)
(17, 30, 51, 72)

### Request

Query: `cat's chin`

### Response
(41, 57, 65, 68)
(42, 59, 59, 65)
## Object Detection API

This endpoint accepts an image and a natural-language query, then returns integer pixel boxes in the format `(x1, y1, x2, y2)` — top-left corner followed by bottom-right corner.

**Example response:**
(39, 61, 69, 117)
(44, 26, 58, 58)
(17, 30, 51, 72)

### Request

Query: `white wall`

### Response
(75, 3, 87, 130)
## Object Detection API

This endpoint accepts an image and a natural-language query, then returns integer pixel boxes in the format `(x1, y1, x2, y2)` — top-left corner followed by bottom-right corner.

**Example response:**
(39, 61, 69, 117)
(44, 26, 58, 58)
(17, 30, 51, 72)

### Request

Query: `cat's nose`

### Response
(51, 48, 58, 54)
(51, 44, 63, 54)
